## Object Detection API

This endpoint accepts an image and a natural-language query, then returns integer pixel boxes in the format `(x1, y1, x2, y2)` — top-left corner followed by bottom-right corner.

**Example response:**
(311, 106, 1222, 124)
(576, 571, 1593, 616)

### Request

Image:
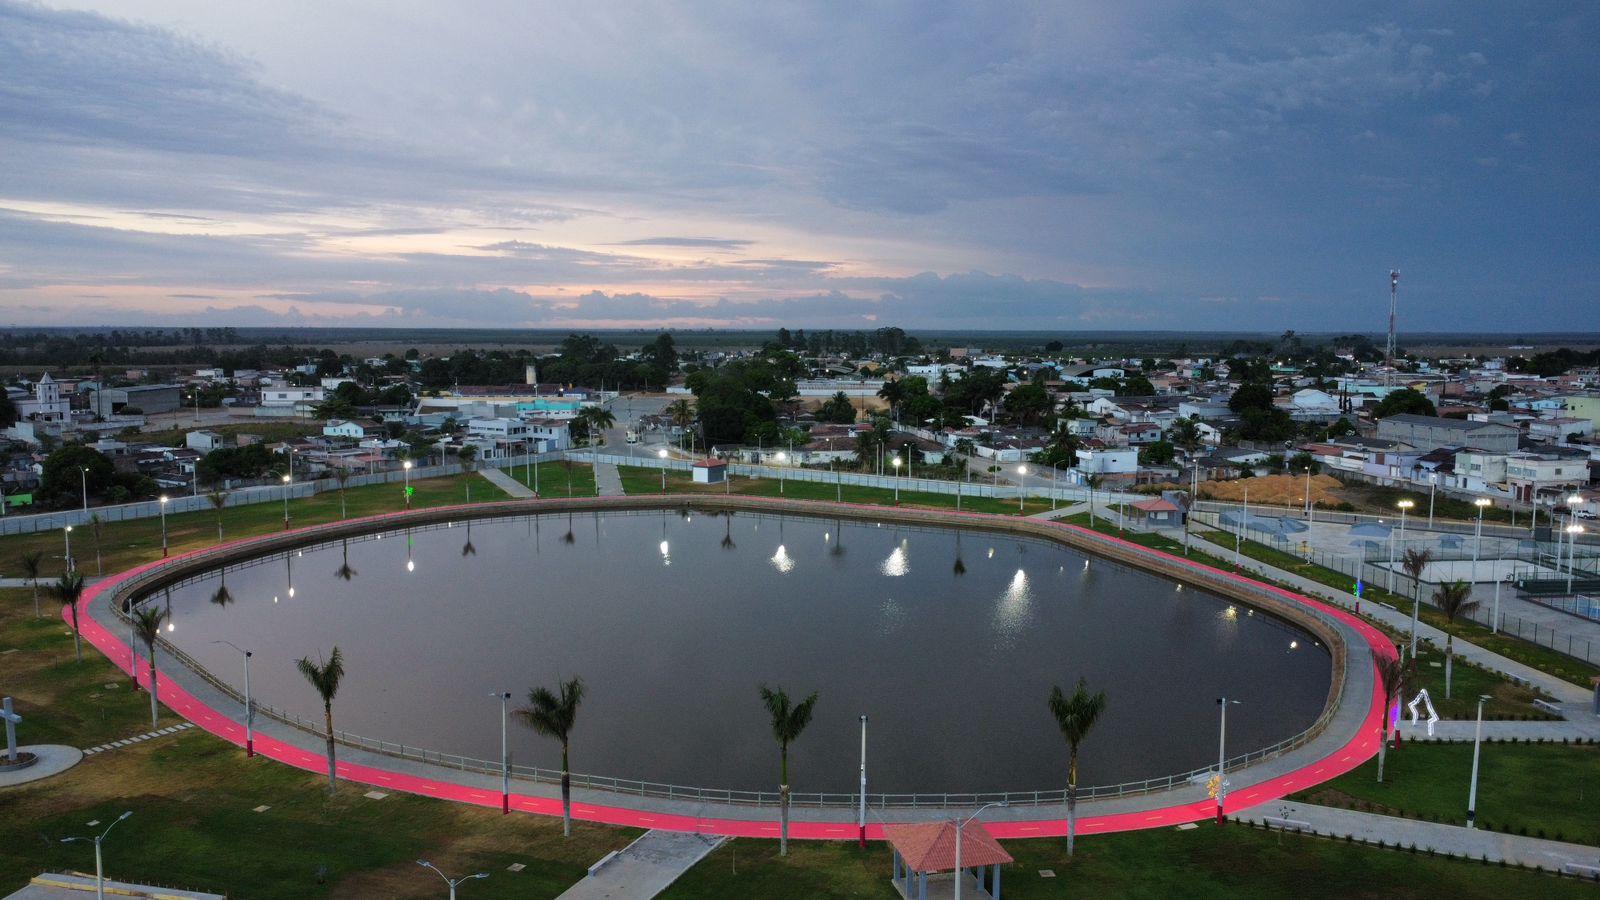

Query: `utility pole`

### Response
(1385, 269, 1399, 386)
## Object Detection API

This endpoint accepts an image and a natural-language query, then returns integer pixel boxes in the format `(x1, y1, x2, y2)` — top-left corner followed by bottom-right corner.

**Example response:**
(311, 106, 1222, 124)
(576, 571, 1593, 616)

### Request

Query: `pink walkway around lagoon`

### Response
(69, 496, 1393, 841)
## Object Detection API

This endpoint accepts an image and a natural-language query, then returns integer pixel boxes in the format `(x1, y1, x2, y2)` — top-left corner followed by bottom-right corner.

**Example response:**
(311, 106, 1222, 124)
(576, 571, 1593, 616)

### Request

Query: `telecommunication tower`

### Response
(1385, 269, 1399, 385)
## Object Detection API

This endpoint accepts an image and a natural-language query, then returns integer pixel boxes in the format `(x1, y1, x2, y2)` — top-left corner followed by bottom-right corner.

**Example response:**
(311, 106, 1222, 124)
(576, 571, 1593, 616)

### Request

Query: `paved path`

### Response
(1237, 800, 1600, 873)
(1398, 711, 1600, 742)
(478, 466, 535, 499)
(556, 830, 726, 900)
(0, 745, 82, 788)
(1156, 525, 1592, 705)
(594, 461, 625, 497)
(83, 722, 195, 756)
(7, 873, 224, 899)
(1028, 503, 1088, 521)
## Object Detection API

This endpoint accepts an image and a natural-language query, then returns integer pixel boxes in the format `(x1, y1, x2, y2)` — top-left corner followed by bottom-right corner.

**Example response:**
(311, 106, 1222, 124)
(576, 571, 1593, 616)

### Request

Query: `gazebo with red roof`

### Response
(884, 820, 1014, 899)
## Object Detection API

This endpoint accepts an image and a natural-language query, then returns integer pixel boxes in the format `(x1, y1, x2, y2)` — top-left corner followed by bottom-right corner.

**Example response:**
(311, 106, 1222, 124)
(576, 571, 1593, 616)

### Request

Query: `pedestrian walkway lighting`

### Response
(416, 860, 487, 899)
(62, 811, 132, 900)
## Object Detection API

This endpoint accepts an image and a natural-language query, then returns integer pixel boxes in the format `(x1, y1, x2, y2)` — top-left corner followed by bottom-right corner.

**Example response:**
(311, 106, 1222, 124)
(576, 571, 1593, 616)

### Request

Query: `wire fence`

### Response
(117, 509, 1347, 812)
(1190, 511, 1600, 666)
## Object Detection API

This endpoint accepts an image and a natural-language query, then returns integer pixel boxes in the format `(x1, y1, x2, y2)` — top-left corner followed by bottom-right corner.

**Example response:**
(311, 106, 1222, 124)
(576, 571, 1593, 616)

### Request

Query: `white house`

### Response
(1288, 389, 1341, 416)
(466, 417, 530, 441)
(260, 383, 326, 408)
(323, 419, 382, 440)
(1075, 447, 1138, 474)
(185, 430, 226, 452)
(523, 417, 572, 452)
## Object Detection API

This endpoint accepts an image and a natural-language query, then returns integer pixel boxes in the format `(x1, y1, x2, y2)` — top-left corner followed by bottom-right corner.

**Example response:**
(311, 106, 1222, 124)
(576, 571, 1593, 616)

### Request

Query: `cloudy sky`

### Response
(1, 1, 1596, 331)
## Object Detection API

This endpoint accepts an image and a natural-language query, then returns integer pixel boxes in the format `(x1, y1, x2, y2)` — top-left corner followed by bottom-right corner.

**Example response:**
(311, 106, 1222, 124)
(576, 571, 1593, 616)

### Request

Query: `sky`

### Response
(1, 1, 1596, 332)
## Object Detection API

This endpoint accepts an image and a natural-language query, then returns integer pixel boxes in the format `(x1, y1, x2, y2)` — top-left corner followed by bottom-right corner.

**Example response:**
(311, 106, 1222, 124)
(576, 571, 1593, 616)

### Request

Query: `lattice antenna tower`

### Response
(1385, 269, 1399, 385)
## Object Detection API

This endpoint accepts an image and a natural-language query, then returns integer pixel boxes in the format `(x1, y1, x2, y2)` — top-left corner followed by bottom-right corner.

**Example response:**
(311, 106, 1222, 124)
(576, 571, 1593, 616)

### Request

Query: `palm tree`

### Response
(876, 379, 906, 419)
(210, 571, 234, 607)
(1048, 678, 1108, 856)
(333, 469, 351, 519)
(515, 677, 585, 837)
(207, 490, 229, 542)
(759, 684, 818, 856)
(461, 520, 477, 557)
(296, 647, 345, 791)
(1400, 547, 1432, 644)
(1432, 581, 1479, 698)
(21, 550, 43, 617)
(131, 605, 167, 730)
(49, 572, 86, 661)
(721, 514, 736, 550)
(89, 513, 104, 575)
(666, 399, 696, 449)
(578, 407, 617, 448)
(1375, 654, 1411, 782)
(1084, 473, 1103, 528)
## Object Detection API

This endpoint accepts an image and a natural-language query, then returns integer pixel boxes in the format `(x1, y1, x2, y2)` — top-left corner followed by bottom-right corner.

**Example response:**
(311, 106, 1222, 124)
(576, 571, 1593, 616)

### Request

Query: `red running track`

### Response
(70, 498, 1393, 840)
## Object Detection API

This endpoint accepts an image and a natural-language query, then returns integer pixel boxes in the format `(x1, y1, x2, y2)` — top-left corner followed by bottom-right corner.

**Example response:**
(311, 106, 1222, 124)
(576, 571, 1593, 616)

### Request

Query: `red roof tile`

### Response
(883, 821, 1013, 872)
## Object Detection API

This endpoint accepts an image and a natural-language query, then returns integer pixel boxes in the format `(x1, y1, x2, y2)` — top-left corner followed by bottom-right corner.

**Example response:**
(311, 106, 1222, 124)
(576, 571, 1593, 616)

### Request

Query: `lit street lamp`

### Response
(890, 455, 901, 502)
(1566, 524, 1585, 594)
(80, 466, 89, 511)
(657, 448, 669, 491)
(1466, 694, 1490, 828)
(403, 460, 414, 509)
(953, 800, 1008, 900)
(1016, 464, 1028, 512)
(776, 451, 788, 494)
(1427, 473, 1438, 528)
(213, 640, 254, 756)
(61, 811, 132, 900)
(492, 690, 511, 814)
(158, 495, 170, 557)
(416, 860, 488, 899)
(64, 525, 73, 573)
(280, 473, 292, 529)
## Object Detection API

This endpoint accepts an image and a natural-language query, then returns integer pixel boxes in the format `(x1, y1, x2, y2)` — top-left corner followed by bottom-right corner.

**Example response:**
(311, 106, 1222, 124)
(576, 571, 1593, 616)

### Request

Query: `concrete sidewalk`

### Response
(594, 462, 625, 497)
(1237, 800, 1600, 874)
(557, 829, 726, 900)
(478, 466, 535, 499)
(1397, 711, 1600, 742)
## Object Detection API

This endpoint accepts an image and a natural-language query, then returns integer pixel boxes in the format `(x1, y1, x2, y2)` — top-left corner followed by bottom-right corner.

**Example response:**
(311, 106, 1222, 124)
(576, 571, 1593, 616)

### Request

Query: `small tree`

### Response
(21, 550, 43, 617)
(1432, 581, 1479, 699)
(49, 571, 87, 661)
(296, 648, 346, 791)
(131, 605, 168, 730)
(759, 684, 818, 856)
(1048, 678, 1108, 856)
(1375, 654, 1411, 782)
(207, 490, 229, 542)
(516, 677, 585, 837)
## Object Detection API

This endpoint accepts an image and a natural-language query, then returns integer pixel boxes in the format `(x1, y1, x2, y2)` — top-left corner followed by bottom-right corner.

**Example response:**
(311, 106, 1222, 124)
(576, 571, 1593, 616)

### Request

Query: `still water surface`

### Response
(153, 510, 1331, 793)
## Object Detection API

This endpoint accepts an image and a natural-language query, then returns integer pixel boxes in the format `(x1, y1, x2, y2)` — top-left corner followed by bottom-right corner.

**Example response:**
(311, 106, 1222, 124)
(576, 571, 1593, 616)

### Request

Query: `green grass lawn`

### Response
(1192, 528, 1600, 688)
(615, 465, 1055, 516)
(0, 471, 515, 580)
(0, 586, 635, 899)
(504, 458, 597, 498)
(662, 823, 1600, 899)
(1296, 742, 1600, 846)
(1403, 644, 1555, 720)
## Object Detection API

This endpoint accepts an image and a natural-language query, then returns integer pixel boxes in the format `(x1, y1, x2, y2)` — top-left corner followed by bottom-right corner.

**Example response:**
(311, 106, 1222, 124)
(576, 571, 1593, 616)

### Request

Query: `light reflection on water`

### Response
(153, 510, 1331, 794)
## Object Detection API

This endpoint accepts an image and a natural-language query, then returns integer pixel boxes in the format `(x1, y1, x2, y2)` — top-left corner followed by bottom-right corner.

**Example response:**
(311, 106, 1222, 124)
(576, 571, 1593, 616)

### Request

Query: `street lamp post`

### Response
(657, 448, 669, 492)
(281, 473, 292, 529)
(403, 460, 413, 509)
(776, 451, 788, 494)
(61, 811, 132, 900)
(1303, 466, 1313, 520)
(416, 860, 488, 900)
(857, 714, 868, 848)
(891, 456, 901, 502)
(1466, 694, 1490, 828)
(64, 525, 73, 573)
(1428, 474, 1438, 528)
(1215, 698, 1241, 824)
(213, 640, 253, 756)
(493, 691, 511, 814)
(1567, 524, 1585, 594)
(1016, 464, 1028, 512)
(80, 466, 89, 511)
(953, 801, 1008, 900)
(158, 495, 169, 557)
(1234, 486, 1249, 571)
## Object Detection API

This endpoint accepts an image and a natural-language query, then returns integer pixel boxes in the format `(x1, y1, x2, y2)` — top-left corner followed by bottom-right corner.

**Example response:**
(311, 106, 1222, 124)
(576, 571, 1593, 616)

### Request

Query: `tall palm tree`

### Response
(333, 469, 351, 519)
(1400, 547, 1432, 645)
(89, 513, 104, 575)
(515, 677, 585, 837)
(666, 399, 696, 449)
(296, 647, 345, 791)
(20, 550, 43, 617)
(1375, 654, 1411, 782)
(1048, 678, 1108, 856)
(49, 572, 87, 661)
(578, 407, 617, 448)
(131, 605, 167, 730)
(759, 684, 818, 856)
(207, 490, 229, 542)
(1432, 581, 1479, 699)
